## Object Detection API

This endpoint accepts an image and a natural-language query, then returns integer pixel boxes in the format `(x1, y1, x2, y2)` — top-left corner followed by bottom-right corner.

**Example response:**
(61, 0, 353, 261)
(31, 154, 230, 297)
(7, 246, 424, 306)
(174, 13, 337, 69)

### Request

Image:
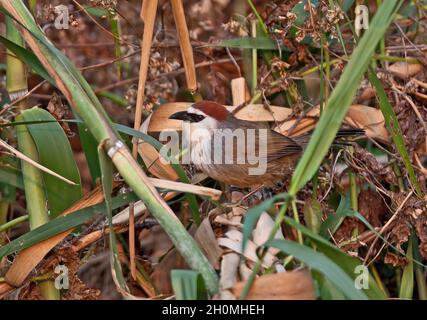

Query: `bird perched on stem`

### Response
(169, 100, 364, 187)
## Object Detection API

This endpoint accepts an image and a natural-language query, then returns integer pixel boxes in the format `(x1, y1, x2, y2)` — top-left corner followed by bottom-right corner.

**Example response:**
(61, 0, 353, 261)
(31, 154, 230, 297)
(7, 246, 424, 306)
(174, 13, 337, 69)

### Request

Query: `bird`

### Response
(169, 100, 364, 187)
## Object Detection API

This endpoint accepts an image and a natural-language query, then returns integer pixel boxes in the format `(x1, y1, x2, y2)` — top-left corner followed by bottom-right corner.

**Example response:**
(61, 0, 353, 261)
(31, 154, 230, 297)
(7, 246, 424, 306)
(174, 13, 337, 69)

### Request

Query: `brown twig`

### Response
(170, 0, 198, 94)
(129, 0, 159, 281)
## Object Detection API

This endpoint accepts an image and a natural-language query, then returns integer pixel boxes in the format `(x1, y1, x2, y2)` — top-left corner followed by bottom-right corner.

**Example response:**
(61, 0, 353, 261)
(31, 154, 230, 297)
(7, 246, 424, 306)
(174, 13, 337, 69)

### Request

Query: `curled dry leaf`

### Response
(137, 113, 179, 180)
(217, 187, 247, 296)
(219, 253, 240, 291)
(217, 229, 277, 268)
(387, 59, 425, 78)
(252, 212, 284, 256)
(274, 104, 389, 142)
(147, 103, 390, 144)
(384, 252, 408, 267)
(4, 185, 108, 289)
(231, 268, 315, 300)
(194, 218, 223, 269)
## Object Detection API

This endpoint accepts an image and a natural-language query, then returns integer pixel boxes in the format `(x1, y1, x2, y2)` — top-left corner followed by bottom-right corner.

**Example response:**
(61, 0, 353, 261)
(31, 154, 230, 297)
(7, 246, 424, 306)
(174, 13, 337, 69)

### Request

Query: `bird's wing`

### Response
(220, 117, 302, 163)
(240, 122, 302, 163)
(264, 130, 303, 162)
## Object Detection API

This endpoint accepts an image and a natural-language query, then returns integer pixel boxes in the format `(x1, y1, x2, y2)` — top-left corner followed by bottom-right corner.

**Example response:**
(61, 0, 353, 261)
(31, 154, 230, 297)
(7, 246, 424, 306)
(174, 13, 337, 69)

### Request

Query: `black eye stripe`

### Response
(188, 113, 205, 122)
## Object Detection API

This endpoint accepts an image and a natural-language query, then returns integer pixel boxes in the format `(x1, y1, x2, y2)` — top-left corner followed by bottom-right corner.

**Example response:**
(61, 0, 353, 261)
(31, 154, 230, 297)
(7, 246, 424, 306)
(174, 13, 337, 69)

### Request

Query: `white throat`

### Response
(184, 107, 218, 167)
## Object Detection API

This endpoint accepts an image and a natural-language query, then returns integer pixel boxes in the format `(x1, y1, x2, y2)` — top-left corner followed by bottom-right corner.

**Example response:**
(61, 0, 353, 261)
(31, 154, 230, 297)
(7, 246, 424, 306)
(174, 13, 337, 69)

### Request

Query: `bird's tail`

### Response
(293, 128, 365, 147)
(334, 128, 365, 139)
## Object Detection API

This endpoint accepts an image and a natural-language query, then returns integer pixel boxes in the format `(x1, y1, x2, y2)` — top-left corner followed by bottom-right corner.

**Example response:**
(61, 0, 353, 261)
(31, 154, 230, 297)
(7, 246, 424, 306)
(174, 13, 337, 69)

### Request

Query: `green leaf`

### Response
(368, 69, 422, 196)
(98, 141, 128, 292)
(21, 107, 82, 218)
(292, 1, 309, 26)
(242, 193, 290, 252)
(85, 6, 108, 17)
(0, 192, 138, 258)
(289, 1, 403, 195)
(342, 0, 356, 12)
(77, 121, 101, 185)
(0, 163, 24, 190)
(320, 194, 353, 238)
(266, 239, 368, 300)
(303, 199, 322, 234)
(0, 35, 55, 85)
(283, 216, 386, 300)
(2, 1, 219, 294)
(317, 275, 347, 300)
(171, 270, 208, 300)
(399, 237, 414, 299)
(115, 123, 201, 225)
(211, 37, 290, 50)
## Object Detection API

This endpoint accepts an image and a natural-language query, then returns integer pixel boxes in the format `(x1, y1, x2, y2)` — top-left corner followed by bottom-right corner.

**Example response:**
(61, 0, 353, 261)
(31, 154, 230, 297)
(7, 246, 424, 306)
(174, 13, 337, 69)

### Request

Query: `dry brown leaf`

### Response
(217, 230, 276, 268)
(147, 103, 389, 143)
(387, 60, 424, 77)
(231, 77, 251, 105)
(149, 177, 222, 200)
(194, 218, 223, 269)
(137, 113, 179, 180)
(219, 253, 240, 291)
(275, 104, 389, 142)
(231, 269, 315, 300)
(3, 185, 107, 289)
(252, 212, 284, 256)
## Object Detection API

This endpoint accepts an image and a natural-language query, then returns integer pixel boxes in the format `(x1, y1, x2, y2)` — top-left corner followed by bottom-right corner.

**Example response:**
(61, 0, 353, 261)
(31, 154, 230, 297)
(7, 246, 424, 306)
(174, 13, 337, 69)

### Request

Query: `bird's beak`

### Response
(169, 111, 190, 121)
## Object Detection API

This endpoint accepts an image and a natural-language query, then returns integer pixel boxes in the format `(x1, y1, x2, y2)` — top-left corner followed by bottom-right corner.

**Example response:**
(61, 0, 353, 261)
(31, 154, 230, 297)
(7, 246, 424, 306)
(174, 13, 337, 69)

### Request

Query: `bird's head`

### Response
(169, 101, 230, 132)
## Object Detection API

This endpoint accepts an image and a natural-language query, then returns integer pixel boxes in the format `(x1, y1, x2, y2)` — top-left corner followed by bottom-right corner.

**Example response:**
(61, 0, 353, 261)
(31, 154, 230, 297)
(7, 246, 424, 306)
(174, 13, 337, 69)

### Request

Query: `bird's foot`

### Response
(222, 184, 268, 208)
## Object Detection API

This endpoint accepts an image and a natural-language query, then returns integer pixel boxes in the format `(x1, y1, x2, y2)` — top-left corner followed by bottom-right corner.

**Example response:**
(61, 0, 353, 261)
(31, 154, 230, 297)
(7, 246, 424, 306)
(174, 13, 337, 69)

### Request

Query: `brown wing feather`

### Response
(265, 130, 302, 162)
(218, 116, 302, 164)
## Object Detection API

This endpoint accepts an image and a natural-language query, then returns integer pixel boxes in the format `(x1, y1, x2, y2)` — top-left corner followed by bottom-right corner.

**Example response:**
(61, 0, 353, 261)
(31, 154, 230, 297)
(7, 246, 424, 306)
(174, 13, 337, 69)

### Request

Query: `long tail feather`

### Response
(335, 128, 365, 138)
(293, 128, 365, 147)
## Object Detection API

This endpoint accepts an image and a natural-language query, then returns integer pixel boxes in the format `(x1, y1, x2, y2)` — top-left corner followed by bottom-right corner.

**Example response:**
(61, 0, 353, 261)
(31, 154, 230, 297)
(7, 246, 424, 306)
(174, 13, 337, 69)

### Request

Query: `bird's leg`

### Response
(260, 186, 274, 199)
(241, 184, 265, 203)
(222, 184, 272, 209)
(222, 185, 249, 208)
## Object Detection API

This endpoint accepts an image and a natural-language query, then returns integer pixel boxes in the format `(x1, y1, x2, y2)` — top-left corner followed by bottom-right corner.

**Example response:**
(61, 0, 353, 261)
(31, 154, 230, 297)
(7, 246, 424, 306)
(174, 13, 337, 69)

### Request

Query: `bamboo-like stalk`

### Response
(2, 0, 219, 295)
(6, 14, 59, 300)
(134, 0, 158, 145)
(6, 15, 27, 108)
(0, 202, 8, 245)
(250, 20, 257, 96)
(129, 0, 159, 280)
(0, 215, 28, 233)
(16, 117, 60, 300)
(170, 0, 198, 93)
(109, 11, 122, 81)
(2, 11, 23, 271)
(29, 0, 37, 16)
(111, 147, 219, 293)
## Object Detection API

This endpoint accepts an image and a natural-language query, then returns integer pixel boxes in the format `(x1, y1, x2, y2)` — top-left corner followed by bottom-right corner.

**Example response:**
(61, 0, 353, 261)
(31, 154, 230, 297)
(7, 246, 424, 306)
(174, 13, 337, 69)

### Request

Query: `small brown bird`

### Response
(170, 100, 363, 187)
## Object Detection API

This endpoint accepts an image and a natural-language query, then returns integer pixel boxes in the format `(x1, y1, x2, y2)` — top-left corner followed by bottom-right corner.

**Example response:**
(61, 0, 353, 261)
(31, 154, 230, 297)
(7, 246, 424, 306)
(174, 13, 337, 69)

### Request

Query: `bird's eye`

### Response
(189, 114, 205, 123)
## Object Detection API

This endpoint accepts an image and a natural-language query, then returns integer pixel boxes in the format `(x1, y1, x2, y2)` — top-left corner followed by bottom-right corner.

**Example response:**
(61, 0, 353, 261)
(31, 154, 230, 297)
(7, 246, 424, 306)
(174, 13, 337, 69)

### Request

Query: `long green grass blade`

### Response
(1, 0, 219, 294)
(212, 37, 289, 50)
(289, 1, 402, 195)
(283, 216, 386, 299)
(242, 193, 289, 253)
(266, 239, 368, 300)
(0, 192, 138, 258)
(171, 270, 208, 300)
(399, 237, 414, 299)
(0, 35, 54, 85)
(0, 164, 24, 190)
(21, 107, 82, 217)
(98, 141, 129, 292)
(368, 70, 422, 196)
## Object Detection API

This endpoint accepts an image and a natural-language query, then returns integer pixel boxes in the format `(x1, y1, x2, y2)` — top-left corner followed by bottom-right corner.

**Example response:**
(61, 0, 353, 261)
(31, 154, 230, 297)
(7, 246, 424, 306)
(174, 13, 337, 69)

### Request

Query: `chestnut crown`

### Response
(169, 100, 229, 123)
